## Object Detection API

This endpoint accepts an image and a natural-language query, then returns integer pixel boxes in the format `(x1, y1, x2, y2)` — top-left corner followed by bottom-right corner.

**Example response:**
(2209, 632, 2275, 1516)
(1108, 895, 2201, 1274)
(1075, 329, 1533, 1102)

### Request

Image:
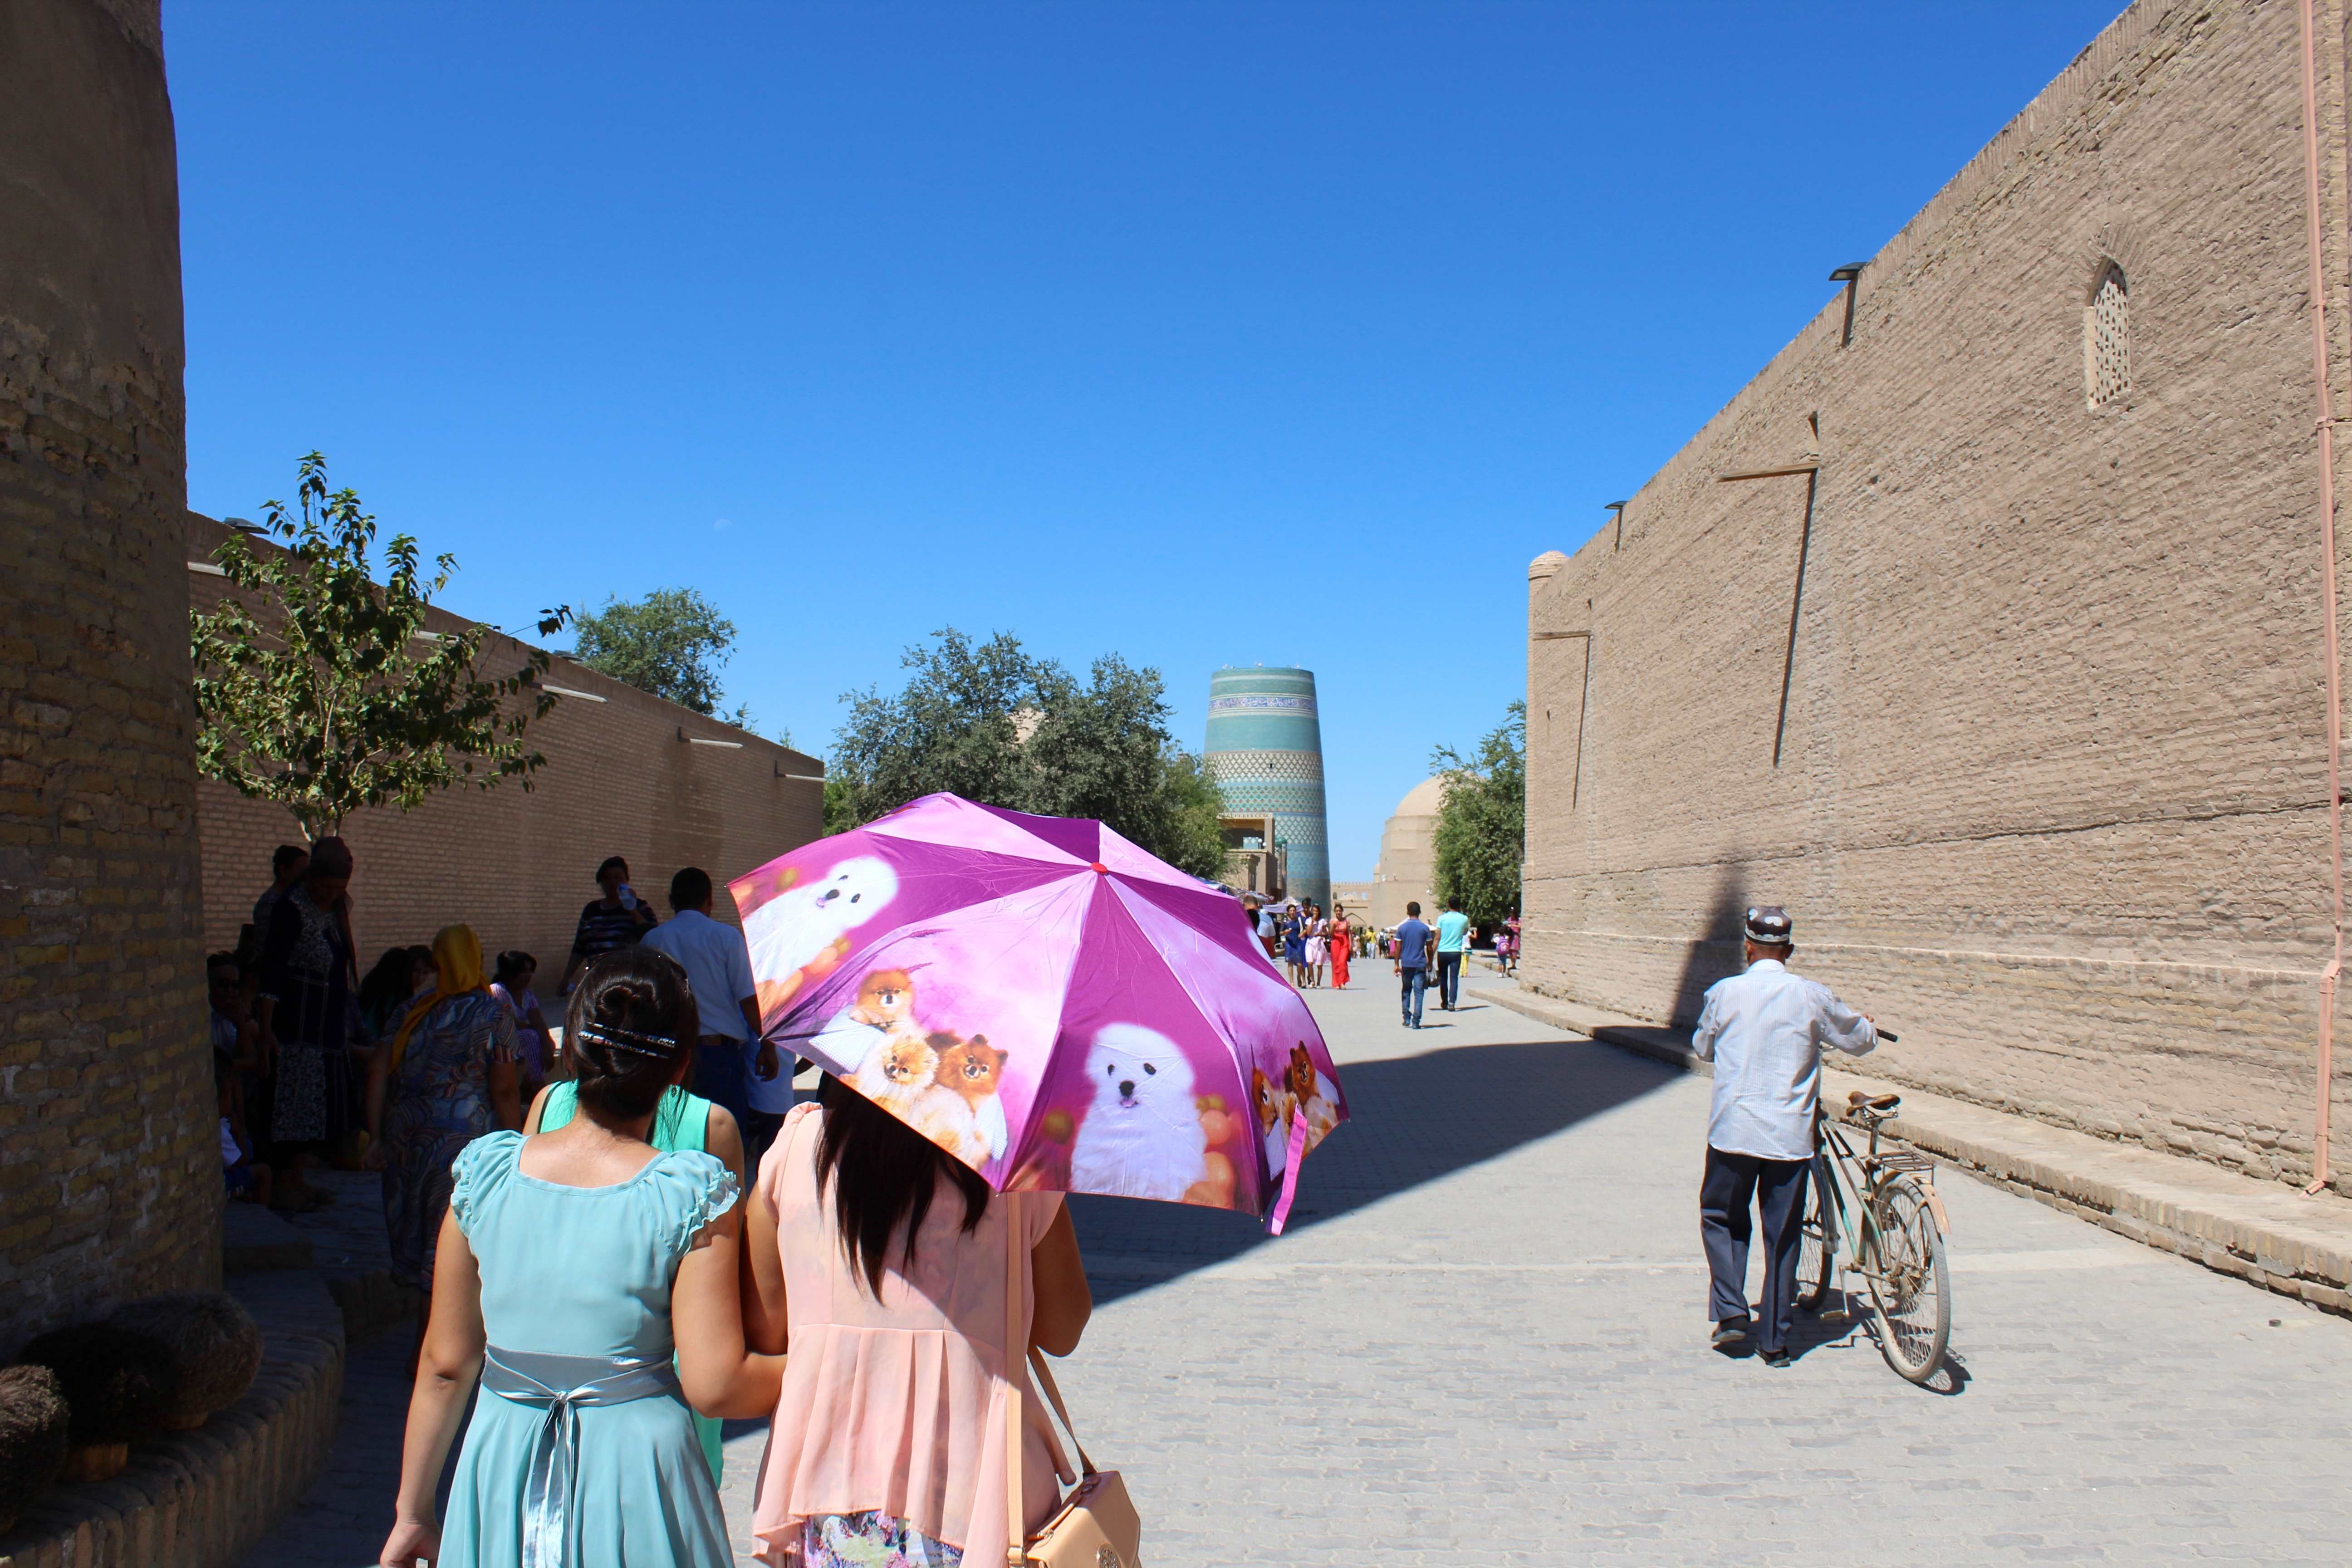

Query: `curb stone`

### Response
(0, 1261, 347, 1568)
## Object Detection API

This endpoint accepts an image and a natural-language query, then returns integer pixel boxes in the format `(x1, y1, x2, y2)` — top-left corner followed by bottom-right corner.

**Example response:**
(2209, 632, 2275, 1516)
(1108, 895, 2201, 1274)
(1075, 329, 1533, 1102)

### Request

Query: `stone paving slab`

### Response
(1026, 979, 2352, 1566)
(1483, 976, 2352, 1312)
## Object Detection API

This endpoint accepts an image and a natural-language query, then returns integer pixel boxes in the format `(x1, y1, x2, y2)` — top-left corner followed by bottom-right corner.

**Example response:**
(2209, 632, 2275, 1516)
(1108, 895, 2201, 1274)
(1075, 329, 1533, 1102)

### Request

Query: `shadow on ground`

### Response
(1071, 1031, 1677, 1306)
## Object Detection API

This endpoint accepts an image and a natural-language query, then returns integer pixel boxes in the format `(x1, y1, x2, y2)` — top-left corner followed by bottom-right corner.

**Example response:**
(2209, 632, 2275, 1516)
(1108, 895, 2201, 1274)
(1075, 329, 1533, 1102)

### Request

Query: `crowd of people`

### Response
(206, 843, 791, 1346)
(202, 840, 1101, 1567)
(1231, 892, 1523, 1016)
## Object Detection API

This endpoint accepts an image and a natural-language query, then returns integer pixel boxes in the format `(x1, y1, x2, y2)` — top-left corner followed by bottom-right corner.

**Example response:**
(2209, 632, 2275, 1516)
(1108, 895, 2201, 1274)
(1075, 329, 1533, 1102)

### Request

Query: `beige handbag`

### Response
(1003, 1194, 1145, 1568)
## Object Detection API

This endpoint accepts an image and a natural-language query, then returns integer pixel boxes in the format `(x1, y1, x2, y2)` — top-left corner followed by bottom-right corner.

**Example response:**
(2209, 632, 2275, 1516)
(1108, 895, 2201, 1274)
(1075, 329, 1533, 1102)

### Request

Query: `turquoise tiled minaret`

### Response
(1204, 666, 1328, 907)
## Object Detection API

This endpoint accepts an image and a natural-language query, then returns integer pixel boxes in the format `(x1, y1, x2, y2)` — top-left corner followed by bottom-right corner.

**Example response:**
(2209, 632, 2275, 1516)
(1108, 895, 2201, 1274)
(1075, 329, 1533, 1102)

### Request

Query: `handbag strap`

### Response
(1026, 1346, 1097, 1478)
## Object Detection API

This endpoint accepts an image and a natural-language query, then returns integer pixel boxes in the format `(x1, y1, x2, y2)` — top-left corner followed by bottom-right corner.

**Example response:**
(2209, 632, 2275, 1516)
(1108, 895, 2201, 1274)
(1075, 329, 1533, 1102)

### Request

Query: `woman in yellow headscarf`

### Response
(364, 924, 522, 1348)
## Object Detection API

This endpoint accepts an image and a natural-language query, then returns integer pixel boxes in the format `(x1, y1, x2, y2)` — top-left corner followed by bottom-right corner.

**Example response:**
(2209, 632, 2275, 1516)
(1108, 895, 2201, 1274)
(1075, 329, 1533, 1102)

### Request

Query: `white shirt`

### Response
(1691, 958, 1877, 1161)
(641, 909, 759, 1045)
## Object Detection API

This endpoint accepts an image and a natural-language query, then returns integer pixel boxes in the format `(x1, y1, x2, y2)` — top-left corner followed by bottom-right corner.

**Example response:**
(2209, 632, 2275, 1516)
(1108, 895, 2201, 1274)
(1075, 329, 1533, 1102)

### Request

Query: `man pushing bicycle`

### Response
(1691, 906, 1877, 1366)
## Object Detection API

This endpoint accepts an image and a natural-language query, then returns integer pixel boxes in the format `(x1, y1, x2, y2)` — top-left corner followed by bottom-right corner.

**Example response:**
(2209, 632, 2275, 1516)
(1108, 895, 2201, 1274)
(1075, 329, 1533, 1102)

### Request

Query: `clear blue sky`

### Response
(169, 1, 2124, 881)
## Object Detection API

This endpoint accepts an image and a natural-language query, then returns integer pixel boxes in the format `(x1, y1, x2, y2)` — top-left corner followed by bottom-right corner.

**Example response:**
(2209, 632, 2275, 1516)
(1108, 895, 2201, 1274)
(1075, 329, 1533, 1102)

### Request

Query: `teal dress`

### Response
(442, 1132, 736, 1568)
(538, 1082, 729, 1485)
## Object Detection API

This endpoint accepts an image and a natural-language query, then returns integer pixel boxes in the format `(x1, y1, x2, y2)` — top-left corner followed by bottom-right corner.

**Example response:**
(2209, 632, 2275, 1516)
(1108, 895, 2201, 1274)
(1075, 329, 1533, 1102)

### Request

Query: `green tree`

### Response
(1431, 700, 1526, 926)
(830, 629, 1226, 879)
(189, 452, 568, 840)
(572, 587, 738, 715)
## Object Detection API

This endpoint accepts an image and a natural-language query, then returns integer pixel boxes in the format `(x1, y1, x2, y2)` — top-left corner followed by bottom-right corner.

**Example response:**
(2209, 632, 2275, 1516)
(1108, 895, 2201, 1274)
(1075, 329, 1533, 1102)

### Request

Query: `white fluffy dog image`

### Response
(1068, 1023, 1205, 1202)
(744, 856, 899, 1016)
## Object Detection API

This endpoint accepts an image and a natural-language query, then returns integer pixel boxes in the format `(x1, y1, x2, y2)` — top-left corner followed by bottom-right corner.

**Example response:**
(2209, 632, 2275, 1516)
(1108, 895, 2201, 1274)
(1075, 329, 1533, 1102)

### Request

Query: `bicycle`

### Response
(1793, 1071, 1953, 1385)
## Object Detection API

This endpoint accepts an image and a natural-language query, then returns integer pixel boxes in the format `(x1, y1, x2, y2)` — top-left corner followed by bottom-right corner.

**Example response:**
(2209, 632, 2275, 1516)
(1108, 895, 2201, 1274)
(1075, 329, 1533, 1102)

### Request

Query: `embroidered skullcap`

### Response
(1742, 905, 1793, 946)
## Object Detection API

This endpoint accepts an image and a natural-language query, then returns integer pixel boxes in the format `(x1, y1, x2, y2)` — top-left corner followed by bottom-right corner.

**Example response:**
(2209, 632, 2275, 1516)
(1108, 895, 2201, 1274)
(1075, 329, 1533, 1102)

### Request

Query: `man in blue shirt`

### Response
(1433, 898, 1472, 1011)
(1392, 902, 1434, 1029)
(642, 867, 773, 1161)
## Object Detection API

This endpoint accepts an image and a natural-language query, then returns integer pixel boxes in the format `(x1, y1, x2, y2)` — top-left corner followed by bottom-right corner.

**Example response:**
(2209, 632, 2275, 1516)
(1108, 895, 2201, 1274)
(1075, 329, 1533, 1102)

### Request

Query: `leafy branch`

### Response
(190, 451, 571, 839)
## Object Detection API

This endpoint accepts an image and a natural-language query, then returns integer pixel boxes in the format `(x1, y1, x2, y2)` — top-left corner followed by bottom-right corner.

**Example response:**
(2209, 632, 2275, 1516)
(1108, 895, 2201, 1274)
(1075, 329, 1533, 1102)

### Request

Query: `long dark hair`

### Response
(815, 1074, 991, 1296)
(564, 948, 699, 1123)
(357, 947, 415, 1019)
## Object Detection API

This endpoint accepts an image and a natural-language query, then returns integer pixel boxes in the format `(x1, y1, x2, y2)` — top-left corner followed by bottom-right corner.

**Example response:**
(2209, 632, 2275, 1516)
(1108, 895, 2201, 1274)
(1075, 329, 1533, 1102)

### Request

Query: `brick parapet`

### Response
(183, 514, 826, 972)
(1522, 0, 2352, 1193)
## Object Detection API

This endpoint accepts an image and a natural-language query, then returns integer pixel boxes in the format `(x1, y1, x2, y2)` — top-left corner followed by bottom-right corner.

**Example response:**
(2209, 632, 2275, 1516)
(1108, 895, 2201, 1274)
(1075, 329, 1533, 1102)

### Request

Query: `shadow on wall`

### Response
(1070, 1034, 1678, 1307)
(1666, 867, 1749, 1027)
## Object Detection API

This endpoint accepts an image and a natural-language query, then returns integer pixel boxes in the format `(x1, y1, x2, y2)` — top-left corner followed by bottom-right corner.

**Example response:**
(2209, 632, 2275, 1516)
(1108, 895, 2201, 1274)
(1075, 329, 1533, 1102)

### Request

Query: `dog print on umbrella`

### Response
(1068, 1024, 1206, 1202)
(743, 856, 898, 1021)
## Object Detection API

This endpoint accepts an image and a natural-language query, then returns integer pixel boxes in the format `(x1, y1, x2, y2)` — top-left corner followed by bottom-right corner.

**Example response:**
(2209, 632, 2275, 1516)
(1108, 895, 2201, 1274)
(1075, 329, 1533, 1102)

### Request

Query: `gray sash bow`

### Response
(481, 1345, 683, 1568)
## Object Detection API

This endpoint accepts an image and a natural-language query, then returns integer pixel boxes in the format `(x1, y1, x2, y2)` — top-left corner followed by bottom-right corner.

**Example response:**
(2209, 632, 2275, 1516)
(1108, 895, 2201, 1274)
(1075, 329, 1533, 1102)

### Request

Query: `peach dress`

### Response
(750, 1103, 1073, 1566)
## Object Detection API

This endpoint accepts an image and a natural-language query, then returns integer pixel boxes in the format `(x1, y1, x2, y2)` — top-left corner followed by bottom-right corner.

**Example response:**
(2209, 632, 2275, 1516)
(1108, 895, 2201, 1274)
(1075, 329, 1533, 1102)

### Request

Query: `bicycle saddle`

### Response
(1847, 1090, 1901, 1112)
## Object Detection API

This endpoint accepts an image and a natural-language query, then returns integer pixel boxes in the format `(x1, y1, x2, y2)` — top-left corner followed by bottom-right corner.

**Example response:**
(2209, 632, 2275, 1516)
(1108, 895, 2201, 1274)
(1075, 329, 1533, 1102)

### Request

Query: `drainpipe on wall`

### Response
(2297, 0, 2342, 1195)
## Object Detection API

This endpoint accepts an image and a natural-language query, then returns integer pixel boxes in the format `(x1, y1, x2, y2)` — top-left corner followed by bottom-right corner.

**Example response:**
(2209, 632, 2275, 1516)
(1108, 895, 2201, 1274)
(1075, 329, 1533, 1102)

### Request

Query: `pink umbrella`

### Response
(728, 792, 1346, 1228)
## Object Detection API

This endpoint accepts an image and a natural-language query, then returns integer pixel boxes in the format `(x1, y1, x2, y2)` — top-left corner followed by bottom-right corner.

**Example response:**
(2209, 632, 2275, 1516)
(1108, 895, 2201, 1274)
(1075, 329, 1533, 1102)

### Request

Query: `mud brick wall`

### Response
(1522, 0, 2352, 1195)
(0, 0, 222, 1353)
(185, 518, 828, 988)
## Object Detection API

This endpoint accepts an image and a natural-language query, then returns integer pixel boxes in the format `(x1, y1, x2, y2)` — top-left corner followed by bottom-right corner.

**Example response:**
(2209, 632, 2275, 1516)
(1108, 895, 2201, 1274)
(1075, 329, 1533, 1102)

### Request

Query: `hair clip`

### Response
(575, 1022, 677, 1058)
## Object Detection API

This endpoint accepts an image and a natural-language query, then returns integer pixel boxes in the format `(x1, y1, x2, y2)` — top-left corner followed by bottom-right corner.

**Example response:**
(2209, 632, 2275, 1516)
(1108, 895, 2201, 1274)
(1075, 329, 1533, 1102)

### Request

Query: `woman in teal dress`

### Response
(378, 949, 783, 1568)
(525, 1060, 744, 1486)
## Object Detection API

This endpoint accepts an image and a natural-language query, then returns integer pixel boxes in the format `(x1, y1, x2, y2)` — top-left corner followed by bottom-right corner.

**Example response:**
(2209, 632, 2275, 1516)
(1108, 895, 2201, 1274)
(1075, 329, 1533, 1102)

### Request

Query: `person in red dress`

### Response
(1328, 907, 1352, 990)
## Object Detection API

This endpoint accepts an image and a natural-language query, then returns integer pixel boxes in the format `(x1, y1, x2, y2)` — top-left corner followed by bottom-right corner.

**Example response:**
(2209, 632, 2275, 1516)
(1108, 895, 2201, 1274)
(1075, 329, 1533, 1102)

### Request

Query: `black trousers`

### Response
(1700, 1146, 1811, 1353)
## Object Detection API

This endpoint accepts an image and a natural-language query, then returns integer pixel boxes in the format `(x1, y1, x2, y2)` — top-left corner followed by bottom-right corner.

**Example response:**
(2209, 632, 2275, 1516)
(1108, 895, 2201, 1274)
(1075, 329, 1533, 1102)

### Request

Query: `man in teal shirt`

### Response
(1434, 898, 1471, 1011)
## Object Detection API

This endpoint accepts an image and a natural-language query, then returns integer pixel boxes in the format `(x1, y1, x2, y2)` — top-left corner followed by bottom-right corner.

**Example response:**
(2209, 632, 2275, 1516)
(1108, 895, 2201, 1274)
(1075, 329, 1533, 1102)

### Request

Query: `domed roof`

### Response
(1528, 549, 1569, 580)
(1393, 775, 1448, 818)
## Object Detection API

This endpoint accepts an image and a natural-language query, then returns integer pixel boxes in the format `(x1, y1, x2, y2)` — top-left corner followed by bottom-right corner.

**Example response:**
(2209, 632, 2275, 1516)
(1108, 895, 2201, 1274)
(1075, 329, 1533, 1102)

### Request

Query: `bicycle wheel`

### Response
(1794, 1158, 1834, 1310)
(1865, 1174, 1950, 1383)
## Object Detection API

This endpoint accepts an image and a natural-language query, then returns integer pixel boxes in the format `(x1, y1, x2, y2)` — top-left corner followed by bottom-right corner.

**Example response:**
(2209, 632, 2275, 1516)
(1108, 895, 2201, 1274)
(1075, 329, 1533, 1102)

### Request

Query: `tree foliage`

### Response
(189, 452, 568, 841)
(831, 629, 1226, 879)
(1431, 701, 1526, 926)
(573, 587, 738, 715)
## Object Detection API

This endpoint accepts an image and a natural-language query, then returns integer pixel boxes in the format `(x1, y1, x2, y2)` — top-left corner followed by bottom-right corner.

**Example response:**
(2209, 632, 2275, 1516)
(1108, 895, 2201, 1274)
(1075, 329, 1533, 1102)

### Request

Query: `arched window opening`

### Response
(2085, 263, 2131, 409)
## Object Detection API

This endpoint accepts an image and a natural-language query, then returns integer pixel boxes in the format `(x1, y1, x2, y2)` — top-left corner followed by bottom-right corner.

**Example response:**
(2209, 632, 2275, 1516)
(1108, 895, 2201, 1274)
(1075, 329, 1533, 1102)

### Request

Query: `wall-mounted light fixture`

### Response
(540, 684, 606, 702)
(1604, 500, 1628, 552)
(223, 517, 266, 535)
(680, 728, 744, 748)
(779, 771, 825, 782)
(186, 559, 226, 577)
(1828, 262, 1867, 348)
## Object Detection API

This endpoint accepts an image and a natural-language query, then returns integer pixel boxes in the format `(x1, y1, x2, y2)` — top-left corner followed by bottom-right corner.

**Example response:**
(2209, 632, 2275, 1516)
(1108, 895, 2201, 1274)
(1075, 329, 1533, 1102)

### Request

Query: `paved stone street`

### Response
(253, 968, 2352, 1566)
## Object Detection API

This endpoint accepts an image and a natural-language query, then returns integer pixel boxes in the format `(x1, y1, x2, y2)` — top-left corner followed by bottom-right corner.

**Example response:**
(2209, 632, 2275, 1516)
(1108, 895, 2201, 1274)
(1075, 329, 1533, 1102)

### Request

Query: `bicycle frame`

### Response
(1812, 1108, 1949, 1288)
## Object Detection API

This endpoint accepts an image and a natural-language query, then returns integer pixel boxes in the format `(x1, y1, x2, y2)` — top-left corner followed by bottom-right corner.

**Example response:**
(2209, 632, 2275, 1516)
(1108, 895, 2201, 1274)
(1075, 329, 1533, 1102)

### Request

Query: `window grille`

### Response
(2086, 265, 2130, 409)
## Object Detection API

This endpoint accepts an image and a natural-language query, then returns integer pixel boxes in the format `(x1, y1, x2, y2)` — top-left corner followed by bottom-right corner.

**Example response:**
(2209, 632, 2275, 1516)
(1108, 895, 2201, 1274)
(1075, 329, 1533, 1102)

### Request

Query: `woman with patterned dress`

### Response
(255, 836, 360, 1213)
(741, 1075, 1095, 1567)
(366, 925, 521, 1348)
(377, 949, 781, 1568)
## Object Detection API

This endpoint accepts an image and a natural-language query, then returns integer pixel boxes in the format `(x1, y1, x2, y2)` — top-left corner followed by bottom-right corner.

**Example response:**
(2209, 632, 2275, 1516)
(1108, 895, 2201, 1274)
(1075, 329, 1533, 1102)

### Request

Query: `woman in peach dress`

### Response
(741, 1075, 1094, 1566)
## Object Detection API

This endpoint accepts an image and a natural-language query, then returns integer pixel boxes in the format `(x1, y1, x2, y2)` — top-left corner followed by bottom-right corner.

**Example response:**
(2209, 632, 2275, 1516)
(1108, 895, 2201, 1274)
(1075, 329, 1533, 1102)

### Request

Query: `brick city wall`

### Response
(185, 516, 827, 984)
(0, 0, 223, 1353)
(1523, 0, 2352, 1195)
